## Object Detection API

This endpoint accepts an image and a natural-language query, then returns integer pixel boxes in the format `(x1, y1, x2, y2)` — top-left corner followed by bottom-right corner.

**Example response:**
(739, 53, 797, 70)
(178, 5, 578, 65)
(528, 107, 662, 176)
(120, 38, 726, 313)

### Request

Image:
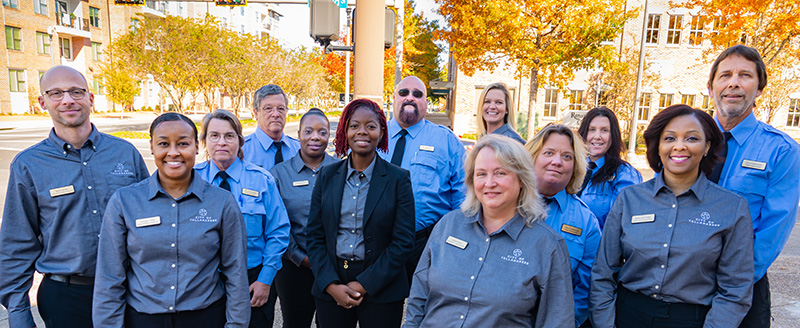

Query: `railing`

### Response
(55, 12, 89, 32)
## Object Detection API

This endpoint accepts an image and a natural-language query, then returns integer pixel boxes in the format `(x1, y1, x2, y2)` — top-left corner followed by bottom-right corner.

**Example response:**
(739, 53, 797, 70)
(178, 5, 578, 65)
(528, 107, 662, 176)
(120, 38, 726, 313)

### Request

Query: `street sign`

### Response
(216, 0, 247, 6)
(114, 0, 144, 5)
(333, 0, 346, 8)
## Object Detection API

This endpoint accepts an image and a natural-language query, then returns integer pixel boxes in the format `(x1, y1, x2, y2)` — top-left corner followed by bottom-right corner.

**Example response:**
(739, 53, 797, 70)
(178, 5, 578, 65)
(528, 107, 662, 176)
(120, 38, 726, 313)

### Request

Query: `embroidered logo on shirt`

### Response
(110, 162, 134, 176)
(501, 248, 529, 265)
(688, 211, 719, 227)
(190, 208, 217, 223)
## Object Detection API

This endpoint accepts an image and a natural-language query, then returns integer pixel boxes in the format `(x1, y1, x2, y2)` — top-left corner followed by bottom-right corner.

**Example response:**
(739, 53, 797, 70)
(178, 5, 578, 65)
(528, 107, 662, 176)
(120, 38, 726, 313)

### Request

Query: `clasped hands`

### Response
(326, 281, 367, 309)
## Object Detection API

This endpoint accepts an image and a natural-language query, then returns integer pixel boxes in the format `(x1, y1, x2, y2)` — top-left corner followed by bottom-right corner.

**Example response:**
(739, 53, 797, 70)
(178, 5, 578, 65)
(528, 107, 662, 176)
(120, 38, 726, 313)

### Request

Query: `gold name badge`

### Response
(242, 188, 259, 197)
(631, 214, 655, 224)
(292, 180, 310, 187)
(135, 216, 161, 228)
(419, 145, 435, 152)
(741, 159, 767, 171)
(49, 185, 75, 197)
(561, 224, 583, 236)
(445, 236, 468, 249)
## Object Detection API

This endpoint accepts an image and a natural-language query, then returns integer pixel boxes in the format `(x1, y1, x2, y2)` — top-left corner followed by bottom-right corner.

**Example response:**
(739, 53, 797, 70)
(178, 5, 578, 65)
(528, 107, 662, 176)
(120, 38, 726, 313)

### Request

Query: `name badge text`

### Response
(49, 185, 75, 197)
(631, 214, 655, 224)
(242, 188, 259, 197)
(292, 180, 310, 187)
(445, 236, 468, 249)
(135, 216, 161, 228)
(741, 159, 766, 171)
(419, 145, 435, 152)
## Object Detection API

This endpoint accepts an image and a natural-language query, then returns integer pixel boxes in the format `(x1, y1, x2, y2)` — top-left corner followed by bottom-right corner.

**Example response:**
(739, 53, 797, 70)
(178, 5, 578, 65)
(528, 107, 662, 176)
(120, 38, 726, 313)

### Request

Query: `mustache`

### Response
(402, 100, 418, 110)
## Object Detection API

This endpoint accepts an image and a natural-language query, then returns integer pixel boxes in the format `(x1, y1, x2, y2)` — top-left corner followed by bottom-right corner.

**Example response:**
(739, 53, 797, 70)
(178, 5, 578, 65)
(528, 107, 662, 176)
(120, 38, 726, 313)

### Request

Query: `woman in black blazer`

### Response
(306, 99, 415, 328)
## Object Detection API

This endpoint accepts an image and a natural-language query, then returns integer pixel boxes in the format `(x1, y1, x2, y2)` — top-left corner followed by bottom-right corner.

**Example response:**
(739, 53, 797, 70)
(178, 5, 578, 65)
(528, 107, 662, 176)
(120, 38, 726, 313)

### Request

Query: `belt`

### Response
(45, 274, 94, 286)
(618, 287, 709, 319)
(415, 222, 436, 240)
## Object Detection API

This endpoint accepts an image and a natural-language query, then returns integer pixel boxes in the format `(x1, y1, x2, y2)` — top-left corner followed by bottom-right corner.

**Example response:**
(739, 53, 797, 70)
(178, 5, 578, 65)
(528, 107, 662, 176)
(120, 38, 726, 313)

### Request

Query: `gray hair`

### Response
(462, 134, 547, 226)
(252, 84, 288, 110)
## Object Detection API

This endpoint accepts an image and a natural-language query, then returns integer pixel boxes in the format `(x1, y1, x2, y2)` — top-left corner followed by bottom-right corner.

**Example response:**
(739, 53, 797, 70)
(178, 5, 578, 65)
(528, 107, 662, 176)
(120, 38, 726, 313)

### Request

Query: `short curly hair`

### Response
(334, 99, 388, 157)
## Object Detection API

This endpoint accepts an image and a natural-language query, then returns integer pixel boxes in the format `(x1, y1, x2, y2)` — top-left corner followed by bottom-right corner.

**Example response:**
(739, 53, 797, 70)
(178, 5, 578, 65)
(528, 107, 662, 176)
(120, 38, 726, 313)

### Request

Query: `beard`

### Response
(398, 101, 421, 126)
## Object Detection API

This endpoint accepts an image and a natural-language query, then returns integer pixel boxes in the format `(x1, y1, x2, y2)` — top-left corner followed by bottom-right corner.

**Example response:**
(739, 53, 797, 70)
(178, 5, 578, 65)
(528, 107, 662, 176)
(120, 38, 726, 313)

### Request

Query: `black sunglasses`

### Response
(398, 88, 424, 99)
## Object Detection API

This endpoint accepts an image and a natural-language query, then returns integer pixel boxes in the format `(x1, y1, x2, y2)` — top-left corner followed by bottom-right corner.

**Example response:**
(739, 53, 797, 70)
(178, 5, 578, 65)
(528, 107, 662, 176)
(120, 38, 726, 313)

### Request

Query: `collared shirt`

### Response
(489, 123, 525, 144)
(405, 209, 574, 327)
(579, 156, 642, 229)
(242, 128, 300, 170)
(590, 173, 754, 328)
(93, 172, 250, 328)
(195, 157, 290, 285)
(545, 189, 601, 327)
(383, 119, 466, 231)
(270, 153, 341, 267)
(335, 156, 376, 261)
(0, 126, 148, 328)
(714, 112, 800, 280)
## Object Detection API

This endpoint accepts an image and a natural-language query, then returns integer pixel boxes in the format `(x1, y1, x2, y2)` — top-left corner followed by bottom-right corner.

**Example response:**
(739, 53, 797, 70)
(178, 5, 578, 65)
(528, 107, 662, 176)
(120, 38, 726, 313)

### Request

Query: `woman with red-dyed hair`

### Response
(306, 99, 415, 328)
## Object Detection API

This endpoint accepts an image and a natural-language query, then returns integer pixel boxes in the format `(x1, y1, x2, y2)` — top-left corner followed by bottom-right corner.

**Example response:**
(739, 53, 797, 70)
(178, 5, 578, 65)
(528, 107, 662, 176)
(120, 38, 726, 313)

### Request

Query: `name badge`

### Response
(631, 214, 655, 224)
(49, 185, 75, 197)
(135, 216, 161, 228)
(292, 180, 310, 187)
(561, 224, 583, 236)
(445, 236, 468, 249)
(741, 159, 766, 171)
(419, 145, 435, 152)
(242, 188, 259, 197)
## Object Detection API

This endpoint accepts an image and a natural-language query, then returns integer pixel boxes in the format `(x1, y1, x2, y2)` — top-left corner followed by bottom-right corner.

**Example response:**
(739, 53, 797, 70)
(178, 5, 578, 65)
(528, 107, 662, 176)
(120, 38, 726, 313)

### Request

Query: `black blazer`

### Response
(306, 155, 415, 303)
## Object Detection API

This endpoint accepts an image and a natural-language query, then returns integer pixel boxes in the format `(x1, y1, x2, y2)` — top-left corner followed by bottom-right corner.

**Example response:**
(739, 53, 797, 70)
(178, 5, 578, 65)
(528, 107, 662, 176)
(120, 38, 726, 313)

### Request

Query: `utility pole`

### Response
(352, 0, 384, 104)
(394, 0, 403, 85)
(344, 7, 351, 105)
(628, 0, 649, 160)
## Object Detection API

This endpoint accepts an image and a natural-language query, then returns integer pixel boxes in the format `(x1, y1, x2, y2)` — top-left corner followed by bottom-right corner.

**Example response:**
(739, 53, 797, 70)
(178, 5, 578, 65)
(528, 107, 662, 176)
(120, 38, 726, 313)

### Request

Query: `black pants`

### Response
(275, 257, 318, 328)
(739, 274, 771, 328)
(405, 224, 435, 284)
(124, 297, 226, 328)
(37, 276, 94, 328)
(247, 265, 277, 328)
(615, 287, 709, 328)
(315, 259, 403, 328)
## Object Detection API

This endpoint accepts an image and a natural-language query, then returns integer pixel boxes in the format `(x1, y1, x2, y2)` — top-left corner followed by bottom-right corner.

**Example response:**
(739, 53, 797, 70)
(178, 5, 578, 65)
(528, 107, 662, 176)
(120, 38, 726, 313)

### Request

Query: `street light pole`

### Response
(628, 0, 649, 160)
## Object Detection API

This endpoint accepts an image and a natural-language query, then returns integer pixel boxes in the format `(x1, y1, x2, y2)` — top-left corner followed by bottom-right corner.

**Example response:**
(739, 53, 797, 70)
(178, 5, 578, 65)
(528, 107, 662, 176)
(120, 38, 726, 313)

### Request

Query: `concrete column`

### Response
(353, 0, 384, 105)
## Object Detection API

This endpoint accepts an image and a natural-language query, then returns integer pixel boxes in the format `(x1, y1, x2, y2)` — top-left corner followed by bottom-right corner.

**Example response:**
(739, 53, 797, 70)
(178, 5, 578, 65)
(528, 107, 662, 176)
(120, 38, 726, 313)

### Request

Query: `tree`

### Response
(436, 0, 636, 137)
(401, 0, 444, 90)
(99, 59, 140, 112)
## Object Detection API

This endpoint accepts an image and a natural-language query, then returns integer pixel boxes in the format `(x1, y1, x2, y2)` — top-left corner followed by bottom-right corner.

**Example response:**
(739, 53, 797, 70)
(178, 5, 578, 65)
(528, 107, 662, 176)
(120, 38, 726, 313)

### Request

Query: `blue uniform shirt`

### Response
(93, 171, 250, 328)
(579, 156, 642, 229)
(195, 158, 290, 285)
(545, 190, 602, 327)
(242, 128, 300, 170)
(0, 127, 148, 328)
(489, 123, 525, 144)
(383, 119, 466, 231)
(715, 112, 800, 280)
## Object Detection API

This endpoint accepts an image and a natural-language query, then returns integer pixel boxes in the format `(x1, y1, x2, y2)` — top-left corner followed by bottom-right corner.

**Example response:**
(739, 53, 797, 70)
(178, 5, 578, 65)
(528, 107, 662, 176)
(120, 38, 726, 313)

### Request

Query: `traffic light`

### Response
(114, 0, 144, 5)
(215, 0, 247, 6)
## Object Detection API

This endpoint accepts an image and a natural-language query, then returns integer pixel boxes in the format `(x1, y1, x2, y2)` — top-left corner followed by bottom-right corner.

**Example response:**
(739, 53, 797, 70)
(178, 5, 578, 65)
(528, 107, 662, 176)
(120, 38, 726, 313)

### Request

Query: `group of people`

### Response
(0, 44, 797, 328)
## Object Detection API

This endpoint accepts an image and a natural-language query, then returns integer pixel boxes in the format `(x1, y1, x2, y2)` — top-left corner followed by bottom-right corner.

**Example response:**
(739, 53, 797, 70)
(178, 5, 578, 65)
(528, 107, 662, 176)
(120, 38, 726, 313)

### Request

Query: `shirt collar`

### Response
(466, 209, 527, 241)
(148, 170, 205, 201)
(493, 124, 512, 135)
(209, 157, 243, 184)
(716, 111, 758, 147)
(49, 124, 100, 154)
(254, 127, 287, 151)
(650, 171, 708, 201)
(390, 118, 426, 139)
(592, 156, 606, 171)
(548, 189, 569, 213)
(289, 153, 338, 174)
(346, 155, 377, 182)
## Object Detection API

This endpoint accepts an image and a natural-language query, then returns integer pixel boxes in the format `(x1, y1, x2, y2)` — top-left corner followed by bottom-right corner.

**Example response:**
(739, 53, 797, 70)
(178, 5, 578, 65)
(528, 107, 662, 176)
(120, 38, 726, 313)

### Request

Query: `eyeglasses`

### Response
(43, 88, 87, 101)
(207, 132, 238, 143)
(398, 88, 424, 99)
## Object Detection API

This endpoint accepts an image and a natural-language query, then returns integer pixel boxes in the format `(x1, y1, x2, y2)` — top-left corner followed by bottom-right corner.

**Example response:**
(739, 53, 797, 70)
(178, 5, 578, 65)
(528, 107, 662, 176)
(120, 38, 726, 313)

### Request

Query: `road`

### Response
(0, 114, 798, 327)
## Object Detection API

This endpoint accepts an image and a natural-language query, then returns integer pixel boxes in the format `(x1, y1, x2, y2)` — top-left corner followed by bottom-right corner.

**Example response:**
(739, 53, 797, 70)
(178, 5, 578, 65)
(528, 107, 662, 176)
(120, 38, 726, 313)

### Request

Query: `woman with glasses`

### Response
(195, 109, 290, 328)
(476, 82, 525, 144)
(93, 112, 250, 327)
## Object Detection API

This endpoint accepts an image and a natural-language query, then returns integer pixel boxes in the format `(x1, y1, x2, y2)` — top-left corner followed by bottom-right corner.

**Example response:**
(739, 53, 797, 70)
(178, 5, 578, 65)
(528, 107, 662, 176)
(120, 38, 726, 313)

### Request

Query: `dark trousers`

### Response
(315, 259, 403, 328)
(124, 297, 226, 328)
(248, 265, 277, 328)
(405, 224, 435, 284)
(739, 274, 771, 328)
(37, 276, 94, 328)
(275, 257, 318, 328)
(615, 287, 709, 328)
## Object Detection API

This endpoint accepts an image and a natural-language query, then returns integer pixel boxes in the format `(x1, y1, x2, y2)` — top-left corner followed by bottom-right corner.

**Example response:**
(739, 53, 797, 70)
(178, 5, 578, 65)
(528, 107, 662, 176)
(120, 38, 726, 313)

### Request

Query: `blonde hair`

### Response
(476, 82, 515, 137)
(525, 124, 588, 195)
(462, 134, 546, 226)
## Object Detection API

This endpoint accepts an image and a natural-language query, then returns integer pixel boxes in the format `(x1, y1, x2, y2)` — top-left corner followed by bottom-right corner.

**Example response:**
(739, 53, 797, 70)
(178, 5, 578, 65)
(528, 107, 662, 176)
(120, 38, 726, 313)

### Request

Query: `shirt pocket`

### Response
(410, 152, 444, 188)
(562, 233, 585, 273)
(730, 172, 767, 217)
(241, 196, 266, 239)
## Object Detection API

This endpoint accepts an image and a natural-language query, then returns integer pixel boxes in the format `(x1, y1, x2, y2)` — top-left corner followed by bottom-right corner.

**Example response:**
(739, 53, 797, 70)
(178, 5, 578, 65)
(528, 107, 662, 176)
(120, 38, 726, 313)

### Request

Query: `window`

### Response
(689, 15, 705, 46)
(658, 94, 673, 111)
(711, 17, 722, 36)
(55, 0, 66, 14)
(568, 90, 584, 110)
(680, 94, 695, 106)
(33, 0, 47, 15)
(667, 15, 682, 45)
(544, 89, 558, 117)
(3, 0, 19, 9)
(637, 93, 652, 121)
(59, 37, 71, 59)
(92, 77, 104, 95)
(5, 26, 22, 51)
(646, 14, 660, 44)
(787, 99, 800, 127)
(701, 95, 714, 116)
(90, 7, 100, 27)
(8, 69, 26, 92)
(36, 31, 51, 54)
(92, 42, 101, 61)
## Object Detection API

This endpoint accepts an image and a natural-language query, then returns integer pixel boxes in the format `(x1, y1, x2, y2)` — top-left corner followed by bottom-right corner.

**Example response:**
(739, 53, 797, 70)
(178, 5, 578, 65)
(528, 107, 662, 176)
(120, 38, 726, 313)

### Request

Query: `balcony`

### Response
(142, 1, 166, 18)
(54, 12, 91, 38)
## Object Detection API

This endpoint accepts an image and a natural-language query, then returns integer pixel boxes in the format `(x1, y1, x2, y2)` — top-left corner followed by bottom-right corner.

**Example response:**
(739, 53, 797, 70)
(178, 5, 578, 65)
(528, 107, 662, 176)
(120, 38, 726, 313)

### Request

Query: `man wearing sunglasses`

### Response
(384, 76, 466, 284)
(0, 66, 149, 328)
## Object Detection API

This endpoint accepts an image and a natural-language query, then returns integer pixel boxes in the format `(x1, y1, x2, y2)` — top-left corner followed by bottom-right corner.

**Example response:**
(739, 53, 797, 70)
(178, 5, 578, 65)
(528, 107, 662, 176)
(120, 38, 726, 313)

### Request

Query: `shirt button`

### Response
(172, 203, 176, 207)
(87, 186, 92, 190)
(464, 296, 469, 301)
(668, 224, 673, 228)
(663, 243, 668, 248)
(660, 264, 665, 269)
(478, 257, 483, 261)
(672, 204, 676, 208)
(655, 285, 660, 289)
(352, 213, 355, 217)
(171, 286, 175, 290)
(171, 264, 176, 268)
(351, 230, 355, 233)
(93, 210, 98, 214)
(352, 196, 356, 199)
(172, 223, 176, 228)
(171, 243, 176, 247)
(349, 245, 353, 248)
(460, 315, 465, 319)
(470, 276, 475, 280)
(485, 238, 489, 242)
(169, 306, 174, 311)
(652, 294, 658, 298)
(97, 234, 100, 238)
(83, 162, 87, 166)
